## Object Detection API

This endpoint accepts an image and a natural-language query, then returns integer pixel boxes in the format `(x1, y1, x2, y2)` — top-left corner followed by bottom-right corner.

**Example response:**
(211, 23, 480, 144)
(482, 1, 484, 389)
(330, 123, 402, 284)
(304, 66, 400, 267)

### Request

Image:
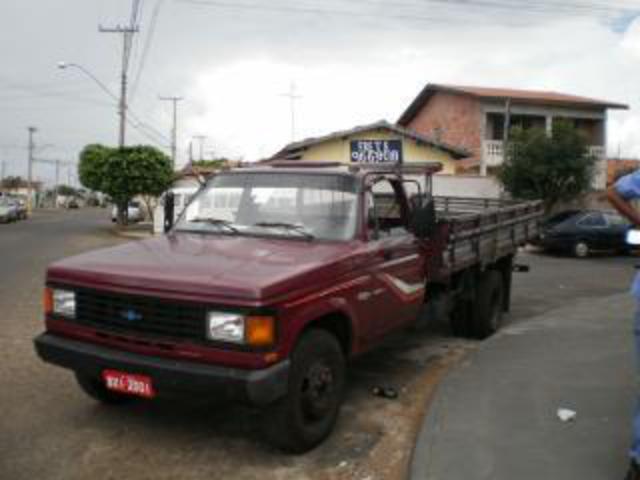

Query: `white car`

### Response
(0, 198, 18, 223)
(111, 201, 144, 223)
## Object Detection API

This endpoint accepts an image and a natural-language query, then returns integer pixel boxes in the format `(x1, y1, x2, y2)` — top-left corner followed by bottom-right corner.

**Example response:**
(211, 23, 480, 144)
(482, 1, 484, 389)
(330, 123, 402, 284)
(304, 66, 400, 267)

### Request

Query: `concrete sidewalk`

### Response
(410, 293, 637, 480)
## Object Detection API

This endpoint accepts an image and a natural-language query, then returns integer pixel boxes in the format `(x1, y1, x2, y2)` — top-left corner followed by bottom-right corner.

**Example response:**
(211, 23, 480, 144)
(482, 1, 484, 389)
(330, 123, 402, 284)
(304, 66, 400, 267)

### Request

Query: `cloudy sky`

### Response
(0, 0, 639, 186)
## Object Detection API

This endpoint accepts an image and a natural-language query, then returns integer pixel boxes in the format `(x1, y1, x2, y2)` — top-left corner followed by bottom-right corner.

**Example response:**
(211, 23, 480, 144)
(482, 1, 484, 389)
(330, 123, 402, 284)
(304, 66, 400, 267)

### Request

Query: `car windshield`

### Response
(175, 172, 359, 241)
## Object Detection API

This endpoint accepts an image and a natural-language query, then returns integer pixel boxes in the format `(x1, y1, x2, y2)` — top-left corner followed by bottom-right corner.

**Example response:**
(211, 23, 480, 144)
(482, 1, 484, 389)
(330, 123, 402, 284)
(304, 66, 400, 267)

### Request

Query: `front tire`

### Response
(75, 372, 134, 405)
(262, 330, 346, 454)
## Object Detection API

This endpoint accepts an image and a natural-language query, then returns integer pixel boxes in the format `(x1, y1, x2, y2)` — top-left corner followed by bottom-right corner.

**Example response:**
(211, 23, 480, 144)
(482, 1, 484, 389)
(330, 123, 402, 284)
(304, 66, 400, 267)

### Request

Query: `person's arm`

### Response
(607, 186, 640, 226)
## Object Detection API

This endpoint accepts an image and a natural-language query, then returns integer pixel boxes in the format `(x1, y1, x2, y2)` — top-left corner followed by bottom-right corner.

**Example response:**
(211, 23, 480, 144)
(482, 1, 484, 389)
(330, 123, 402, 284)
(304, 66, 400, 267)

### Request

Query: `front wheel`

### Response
(262, 330, 346, 454)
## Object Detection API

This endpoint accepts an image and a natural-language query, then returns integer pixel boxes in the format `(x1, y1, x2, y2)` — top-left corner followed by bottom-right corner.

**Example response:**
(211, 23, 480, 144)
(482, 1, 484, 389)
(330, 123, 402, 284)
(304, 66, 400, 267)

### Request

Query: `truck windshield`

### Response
(174, 172, 359, 241)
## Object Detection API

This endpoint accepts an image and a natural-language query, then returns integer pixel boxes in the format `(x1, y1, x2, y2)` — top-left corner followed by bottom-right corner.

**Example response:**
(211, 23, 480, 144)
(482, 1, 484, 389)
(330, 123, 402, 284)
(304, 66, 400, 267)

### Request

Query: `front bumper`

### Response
(34, 333, 289, 406)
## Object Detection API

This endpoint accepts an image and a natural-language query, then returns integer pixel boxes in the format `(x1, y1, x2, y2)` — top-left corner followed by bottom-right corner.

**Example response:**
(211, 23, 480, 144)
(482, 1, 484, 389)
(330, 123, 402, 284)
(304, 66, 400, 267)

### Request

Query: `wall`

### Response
(405, 92, 483, 162)
(297, 128, 460, 174)
(432, 174, 502, 198)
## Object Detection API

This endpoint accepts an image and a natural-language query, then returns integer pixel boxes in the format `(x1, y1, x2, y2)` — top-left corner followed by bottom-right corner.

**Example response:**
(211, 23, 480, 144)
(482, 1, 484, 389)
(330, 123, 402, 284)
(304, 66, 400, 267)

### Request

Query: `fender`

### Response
(278, 278, 368, 358)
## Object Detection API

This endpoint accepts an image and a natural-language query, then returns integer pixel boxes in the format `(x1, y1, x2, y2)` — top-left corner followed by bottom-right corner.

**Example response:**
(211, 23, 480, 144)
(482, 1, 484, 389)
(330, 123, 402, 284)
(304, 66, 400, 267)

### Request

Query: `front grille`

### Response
(73, 288, 206, 341)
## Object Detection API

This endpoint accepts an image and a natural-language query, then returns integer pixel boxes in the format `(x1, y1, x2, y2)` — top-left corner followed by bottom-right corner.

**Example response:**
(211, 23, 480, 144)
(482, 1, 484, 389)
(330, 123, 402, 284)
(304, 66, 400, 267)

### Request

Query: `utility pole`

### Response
(55, 159, 60, 208)
(27, 126, 37, 213)
(159, 96, 184, 169)
(99, 0, 140, 148)
(0, 159, 5, 182)
(280, 82, 302, 142)
(193, 135, 207, 161)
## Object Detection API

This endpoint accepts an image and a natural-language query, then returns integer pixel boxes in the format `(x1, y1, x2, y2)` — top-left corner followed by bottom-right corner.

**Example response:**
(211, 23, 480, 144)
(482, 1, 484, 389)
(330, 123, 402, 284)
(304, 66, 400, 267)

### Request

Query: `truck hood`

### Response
(47, 233, 362, 303)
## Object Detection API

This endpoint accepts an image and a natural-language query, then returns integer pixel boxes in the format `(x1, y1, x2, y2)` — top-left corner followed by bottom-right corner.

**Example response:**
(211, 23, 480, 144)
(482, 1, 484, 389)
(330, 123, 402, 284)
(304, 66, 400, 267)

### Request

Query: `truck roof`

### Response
(229, 161, 443, 179)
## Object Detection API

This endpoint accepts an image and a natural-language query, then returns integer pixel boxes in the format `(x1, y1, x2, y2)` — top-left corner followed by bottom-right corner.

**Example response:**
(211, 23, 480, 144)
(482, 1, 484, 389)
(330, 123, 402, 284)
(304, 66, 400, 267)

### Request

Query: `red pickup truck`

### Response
(34, 162, 541, 453)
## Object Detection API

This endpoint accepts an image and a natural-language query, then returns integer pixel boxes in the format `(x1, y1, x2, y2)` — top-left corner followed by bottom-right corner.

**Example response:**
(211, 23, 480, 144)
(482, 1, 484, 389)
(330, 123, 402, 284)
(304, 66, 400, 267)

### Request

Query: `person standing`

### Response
(608, 170, 640, 480)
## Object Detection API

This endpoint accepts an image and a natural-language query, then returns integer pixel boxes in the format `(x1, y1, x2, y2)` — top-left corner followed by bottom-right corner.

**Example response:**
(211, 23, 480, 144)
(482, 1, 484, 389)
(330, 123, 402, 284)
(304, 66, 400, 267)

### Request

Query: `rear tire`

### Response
(75, 372, 134, 405)
(262, 330, 345, 454)
(472, 270, 504, 339)
(450, 299, 474, 337)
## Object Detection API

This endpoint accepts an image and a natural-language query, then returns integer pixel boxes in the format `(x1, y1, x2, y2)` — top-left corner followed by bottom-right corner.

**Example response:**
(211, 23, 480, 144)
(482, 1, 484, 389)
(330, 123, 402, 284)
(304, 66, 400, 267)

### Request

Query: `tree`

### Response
(497, 120, 596, 213)
(0, 176, 26, 189)
(56, 185, 78, 197)
(78, 144, 174, 224)
(78, 144, 111, 193)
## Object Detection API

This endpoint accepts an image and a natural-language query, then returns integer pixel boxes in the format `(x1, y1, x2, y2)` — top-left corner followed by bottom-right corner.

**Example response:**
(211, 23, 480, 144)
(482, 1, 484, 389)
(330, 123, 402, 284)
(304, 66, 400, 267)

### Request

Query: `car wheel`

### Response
(75, 372, 134, 405)
(472, 270, 504, 339)
(573, 241, 590, 258)
(262, 329, 345, 454)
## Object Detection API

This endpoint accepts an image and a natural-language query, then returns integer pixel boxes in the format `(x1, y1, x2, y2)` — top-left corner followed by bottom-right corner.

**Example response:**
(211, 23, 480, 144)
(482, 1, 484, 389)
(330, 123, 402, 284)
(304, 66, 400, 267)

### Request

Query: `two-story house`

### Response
(397, 84, 628, 189)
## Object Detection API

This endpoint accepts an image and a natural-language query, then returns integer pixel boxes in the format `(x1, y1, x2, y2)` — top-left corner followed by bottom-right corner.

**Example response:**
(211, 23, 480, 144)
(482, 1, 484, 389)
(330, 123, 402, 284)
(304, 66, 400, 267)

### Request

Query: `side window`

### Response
(578, 213, 606, 228)
(368, 179, 408, 238)
(604, 212, 629, 227)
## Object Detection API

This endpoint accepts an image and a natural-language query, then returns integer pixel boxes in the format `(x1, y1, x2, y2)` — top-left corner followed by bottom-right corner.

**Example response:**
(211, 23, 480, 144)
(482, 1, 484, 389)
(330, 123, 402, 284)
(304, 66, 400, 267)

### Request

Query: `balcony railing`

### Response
(482, 141, 606, 167)
(483, 140, 504, 167)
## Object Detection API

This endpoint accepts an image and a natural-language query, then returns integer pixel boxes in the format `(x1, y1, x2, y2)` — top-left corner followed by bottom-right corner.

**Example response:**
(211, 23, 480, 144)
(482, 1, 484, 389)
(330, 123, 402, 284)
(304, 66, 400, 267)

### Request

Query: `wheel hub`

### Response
(301, 362, 335, 420)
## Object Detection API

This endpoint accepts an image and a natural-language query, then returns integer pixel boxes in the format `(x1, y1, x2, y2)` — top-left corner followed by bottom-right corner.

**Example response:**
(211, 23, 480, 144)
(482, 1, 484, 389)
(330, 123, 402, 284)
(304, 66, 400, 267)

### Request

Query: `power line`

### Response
(176, 0, 640, 26)
(131, 0, 166, 103)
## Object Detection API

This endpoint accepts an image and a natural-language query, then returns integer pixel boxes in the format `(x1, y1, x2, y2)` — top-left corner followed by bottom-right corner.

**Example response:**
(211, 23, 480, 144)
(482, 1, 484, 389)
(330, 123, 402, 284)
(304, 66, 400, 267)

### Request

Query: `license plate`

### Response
(102, 370, 155, 399)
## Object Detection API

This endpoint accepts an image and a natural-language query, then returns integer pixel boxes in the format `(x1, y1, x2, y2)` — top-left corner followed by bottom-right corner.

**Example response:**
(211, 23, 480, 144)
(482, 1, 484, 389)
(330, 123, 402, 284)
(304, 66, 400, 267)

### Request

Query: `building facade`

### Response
(269, 120, 469, 174)
(397, 84, 628, 189)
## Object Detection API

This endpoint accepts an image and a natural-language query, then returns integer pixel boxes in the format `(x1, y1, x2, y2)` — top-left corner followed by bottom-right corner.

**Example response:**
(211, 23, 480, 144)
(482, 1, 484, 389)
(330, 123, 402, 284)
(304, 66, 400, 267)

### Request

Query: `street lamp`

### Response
(57, 61, 125, 147)
(57, 61, 119, 102)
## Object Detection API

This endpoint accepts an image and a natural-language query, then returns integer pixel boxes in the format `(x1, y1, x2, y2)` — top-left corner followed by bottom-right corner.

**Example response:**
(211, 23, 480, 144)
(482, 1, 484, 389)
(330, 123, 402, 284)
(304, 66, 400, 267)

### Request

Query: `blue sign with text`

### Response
(350, 139, 403, 164)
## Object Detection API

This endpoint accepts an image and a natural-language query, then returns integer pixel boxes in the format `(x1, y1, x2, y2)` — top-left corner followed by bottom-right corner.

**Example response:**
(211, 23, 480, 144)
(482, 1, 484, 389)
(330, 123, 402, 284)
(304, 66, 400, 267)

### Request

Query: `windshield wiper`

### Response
(189, 217, 240, 234)
(252, 222, 314, 240)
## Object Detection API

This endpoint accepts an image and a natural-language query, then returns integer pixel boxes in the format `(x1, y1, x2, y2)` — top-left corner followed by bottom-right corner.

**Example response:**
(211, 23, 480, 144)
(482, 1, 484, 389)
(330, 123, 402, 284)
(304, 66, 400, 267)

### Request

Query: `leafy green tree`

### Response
(56, 185, 78, 197)
(498, 120, 596, 213)
(78, 144, 174, 224)
(78, 144, 111, 192)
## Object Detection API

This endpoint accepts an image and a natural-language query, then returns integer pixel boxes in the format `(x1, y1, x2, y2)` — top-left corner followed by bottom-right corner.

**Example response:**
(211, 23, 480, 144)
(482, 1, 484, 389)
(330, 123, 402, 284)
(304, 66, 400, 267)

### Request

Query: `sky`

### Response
(0, 0, 639, 187)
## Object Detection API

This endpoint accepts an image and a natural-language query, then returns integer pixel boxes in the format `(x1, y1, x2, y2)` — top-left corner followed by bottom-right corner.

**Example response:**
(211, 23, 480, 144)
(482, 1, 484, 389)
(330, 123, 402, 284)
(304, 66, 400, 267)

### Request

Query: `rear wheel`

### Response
(450, 298, 474, 337)
(573, 240, 590, 258)
(262, 330, 345, 454)
(75, 372, 134, 405)
(472, 270, 504, 339)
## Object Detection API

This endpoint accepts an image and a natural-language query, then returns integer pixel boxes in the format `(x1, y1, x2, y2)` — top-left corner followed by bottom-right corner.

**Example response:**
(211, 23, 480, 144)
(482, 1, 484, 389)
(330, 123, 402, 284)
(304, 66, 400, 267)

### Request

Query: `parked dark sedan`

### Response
(536, 209, 631, 257)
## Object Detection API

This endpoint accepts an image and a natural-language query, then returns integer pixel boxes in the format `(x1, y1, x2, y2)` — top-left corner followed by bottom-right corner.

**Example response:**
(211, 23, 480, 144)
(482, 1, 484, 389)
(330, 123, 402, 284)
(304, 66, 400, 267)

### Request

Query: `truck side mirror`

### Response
(411, 199, 436, 239)
(164, 192, 175, 233)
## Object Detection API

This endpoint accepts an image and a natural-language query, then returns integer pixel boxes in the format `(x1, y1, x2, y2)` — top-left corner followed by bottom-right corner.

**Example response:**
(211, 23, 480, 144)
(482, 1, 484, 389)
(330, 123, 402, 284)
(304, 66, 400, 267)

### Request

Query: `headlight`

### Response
(206, 312, 275, 347)
(52, 289, 76, 318)
(207, 312, 245, 343)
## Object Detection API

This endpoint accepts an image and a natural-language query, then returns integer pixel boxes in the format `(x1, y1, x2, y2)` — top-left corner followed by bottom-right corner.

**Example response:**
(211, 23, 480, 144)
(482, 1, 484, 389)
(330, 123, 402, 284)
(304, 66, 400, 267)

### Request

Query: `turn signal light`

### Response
(246, 316, 275, 347)
(43, 288, 53, 315)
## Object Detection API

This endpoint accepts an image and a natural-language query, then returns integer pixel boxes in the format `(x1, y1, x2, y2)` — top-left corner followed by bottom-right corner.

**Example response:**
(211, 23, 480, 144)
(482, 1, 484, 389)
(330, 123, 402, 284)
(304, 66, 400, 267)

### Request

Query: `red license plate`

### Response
(102, 370, 155, 399)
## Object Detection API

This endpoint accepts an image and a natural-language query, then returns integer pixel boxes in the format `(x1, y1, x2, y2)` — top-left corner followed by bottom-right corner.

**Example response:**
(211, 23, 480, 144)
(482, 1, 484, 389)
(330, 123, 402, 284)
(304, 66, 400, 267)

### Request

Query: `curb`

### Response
(111, 227, 154, 240)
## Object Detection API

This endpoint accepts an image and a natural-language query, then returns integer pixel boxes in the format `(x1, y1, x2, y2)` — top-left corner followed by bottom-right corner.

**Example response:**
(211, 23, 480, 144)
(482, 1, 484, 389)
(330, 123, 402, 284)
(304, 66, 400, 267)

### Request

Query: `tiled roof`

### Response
(398, 83, 629, 125)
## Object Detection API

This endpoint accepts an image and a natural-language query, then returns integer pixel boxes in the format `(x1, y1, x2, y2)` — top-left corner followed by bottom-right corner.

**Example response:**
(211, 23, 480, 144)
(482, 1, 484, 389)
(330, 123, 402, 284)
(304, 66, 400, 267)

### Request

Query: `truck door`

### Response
(365, 178, 427, 337)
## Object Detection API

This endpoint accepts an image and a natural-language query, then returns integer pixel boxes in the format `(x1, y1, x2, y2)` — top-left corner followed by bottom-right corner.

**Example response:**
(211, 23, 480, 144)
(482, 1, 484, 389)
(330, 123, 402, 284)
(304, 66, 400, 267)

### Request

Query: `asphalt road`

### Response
(0, 209, 637, 480)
